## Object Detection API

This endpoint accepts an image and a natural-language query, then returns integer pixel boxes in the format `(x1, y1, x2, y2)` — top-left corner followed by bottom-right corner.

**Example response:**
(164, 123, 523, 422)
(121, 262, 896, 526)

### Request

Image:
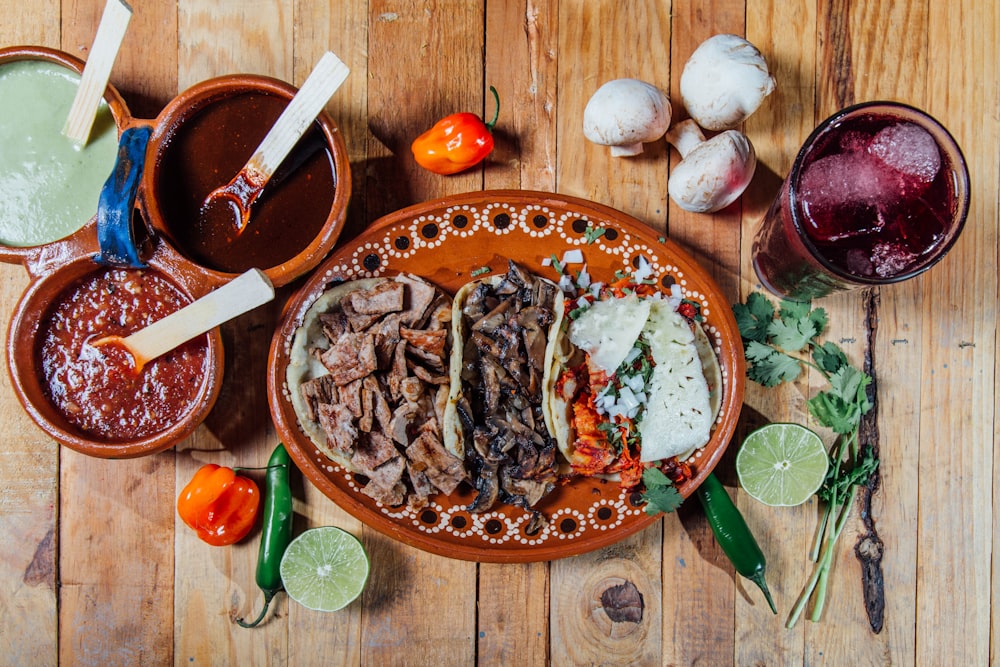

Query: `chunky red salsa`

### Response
(37, 268, 209, 441)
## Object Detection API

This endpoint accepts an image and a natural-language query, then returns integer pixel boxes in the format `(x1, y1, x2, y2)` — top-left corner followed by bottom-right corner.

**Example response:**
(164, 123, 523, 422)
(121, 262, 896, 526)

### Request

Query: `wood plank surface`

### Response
(0, 1, 996, 666)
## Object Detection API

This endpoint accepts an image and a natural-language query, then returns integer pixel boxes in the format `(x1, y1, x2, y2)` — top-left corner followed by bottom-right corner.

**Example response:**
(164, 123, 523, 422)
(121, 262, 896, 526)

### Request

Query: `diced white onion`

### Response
(634, 256, 653, 282)
(617, 386, 640, 412)
(625, 373, 645, 393)
(562, 249, 585, 265)
(558, 274, 575, 293)
(541, 257, 552, 266)
(577, 265, 591, 289)
(624, 345, 642, 366)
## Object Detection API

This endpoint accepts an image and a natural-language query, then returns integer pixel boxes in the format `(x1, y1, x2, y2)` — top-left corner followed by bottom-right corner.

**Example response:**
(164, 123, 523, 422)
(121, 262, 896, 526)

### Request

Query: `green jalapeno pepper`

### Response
(237, 443, 294, 628)
(696, 472, 776, 614)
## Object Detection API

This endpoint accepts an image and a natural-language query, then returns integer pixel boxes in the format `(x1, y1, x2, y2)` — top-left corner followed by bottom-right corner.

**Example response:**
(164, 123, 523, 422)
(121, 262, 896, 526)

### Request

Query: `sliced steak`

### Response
(347, 280, 405, 315)
(317, 402, 357, 455)
(298, 374, 337, 422)
(320, 332, 377, 385)
(293, 274, 465, 510)
(406, 431, 467, 495)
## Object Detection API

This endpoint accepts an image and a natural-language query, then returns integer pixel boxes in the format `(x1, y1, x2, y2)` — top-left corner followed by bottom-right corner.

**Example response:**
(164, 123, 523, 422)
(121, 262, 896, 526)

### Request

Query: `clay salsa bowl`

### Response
(140, 73, 351, 289)
(0, 45, 131, 262)
(6, 243, 225, 459)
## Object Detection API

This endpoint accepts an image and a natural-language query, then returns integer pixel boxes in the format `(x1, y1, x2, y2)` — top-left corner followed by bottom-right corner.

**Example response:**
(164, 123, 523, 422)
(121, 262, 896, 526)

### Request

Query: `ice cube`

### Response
(798, 153, 890, 241)
(800, 153, 887, 207)
(870, 122, 941, 183)
(871, 241, 917, 277)
(838, 130, 872, 154)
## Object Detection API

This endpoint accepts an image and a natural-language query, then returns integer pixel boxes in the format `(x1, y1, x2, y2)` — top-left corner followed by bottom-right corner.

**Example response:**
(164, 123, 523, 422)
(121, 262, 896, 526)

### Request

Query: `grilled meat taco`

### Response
(545, 284, 722, 490)
(287, 274, 467, 509)
(442, 261, 565, 515)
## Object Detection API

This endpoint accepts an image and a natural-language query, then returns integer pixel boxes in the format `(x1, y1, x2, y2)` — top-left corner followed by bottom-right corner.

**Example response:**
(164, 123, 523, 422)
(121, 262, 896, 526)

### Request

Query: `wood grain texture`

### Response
(171, 3, 292, 663)
(918, 0, 997, 663)
(0, 266, 57, 666)
(551, 527, 664, 666)
(555, 0, 672, 226)
(0, 0, 996, 665)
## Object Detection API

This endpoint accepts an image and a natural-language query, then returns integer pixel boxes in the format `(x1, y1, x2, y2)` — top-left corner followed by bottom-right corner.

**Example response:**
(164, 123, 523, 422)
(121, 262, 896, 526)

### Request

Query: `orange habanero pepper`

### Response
(177, 464, 260, 546)
(411, 86, 500, 175)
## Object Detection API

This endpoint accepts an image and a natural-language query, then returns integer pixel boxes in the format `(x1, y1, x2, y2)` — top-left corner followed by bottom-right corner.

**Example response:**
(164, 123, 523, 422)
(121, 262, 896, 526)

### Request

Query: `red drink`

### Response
(753, 102, 969, 300)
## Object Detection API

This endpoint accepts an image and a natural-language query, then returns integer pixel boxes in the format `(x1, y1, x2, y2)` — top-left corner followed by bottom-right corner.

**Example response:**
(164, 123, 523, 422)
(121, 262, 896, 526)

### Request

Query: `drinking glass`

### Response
(752, 101, 969, 301)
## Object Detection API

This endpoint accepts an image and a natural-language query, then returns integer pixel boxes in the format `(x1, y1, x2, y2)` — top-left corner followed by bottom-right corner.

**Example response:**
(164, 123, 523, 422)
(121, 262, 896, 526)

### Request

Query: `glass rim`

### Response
(787, 100, 971, 285)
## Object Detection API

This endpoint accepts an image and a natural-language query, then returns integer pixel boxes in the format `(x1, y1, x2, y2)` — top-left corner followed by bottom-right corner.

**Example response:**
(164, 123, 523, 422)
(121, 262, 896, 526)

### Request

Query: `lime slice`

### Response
(736, 423, 829, 507)
(279, 526, 370, 612)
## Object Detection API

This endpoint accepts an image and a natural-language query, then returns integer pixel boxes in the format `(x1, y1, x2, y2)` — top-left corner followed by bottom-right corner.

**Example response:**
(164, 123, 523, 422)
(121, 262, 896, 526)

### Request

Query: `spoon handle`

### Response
(246, 51, 350, 180)
(63, 0, 133, 145)
(125, 269, 275, 364)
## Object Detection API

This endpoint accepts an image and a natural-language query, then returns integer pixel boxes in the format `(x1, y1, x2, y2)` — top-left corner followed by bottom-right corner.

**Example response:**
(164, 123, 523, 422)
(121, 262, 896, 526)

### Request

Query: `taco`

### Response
(286, 273, 467, 509)
(442, 260, 565, 516)
(545, 282, 723, 490)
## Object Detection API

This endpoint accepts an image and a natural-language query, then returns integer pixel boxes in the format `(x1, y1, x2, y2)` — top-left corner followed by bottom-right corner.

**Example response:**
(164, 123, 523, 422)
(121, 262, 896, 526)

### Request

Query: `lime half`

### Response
(736, 423, 829, 507)
(279, 527, 370, 612)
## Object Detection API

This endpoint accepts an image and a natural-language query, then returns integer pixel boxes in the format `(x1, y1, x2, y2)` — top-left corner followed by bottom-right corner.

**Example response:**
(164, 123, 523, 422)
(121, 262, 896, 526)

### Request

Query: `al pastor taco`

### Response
(545, 274, 723, 490)
(442, 261, 565, 518)
(286, 273, 467, 509)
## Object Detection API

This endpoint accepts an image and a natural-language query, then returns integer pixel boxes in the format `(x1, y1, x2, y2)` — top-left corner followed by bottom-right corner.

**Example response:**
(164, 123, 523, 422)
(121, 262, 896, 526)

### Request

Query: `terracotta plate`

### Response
(268, 190, 745, 562)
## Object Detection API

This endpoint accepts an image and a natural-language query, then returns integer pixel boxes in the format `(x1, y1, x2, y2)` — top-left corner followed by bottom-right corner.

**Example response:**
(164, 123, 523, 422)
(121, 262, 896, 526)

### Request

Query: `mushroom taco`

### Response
(544, 282, 723, 489)
(286, 274, 467, 509)
(442, 261, 566, 517)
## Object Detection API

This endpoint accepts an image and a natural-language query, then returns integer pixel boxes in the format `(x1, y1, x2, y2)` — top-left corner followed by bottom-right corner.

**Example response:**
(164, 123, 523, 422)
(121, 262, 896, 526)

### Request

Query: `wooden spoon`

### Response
(62, 0, 133, 145)
(200, 51, 350, 235)
(88, 268, 274, 373)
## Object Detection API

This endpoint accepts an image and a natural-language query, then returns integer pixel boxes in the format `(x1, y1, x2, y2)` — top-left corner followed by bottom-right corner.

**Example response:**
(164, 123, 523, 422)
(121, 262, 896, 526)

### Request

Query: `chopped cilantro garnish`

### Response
(584, 224, 607, 244)
(597, 421, 624, 454)
(470, 266, 492, 277)
(549, 254, 563, 273)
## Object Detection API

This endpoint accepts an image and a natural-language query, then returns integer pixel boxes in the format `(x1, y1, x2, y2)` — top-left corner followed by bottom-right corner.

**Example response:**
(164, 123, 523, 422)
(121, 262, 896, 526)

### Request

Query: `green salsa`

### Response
(0, 60, 119, 247)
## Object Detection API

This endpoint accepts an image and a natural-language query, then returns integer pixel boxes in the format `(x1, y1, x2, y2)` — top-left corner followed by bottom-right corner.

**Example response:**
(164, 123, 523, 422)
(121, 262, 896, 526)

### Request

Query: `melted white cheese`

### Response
(638, 301, 713, 461)
(568, 294, 651, 373)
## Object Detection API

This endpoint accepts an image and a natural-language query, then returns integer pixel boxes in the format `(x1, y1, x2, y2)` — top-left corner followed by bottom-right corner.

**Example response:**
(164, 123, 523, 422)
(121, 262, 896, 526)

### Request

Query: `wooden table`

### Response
(1, 1, 996, 665)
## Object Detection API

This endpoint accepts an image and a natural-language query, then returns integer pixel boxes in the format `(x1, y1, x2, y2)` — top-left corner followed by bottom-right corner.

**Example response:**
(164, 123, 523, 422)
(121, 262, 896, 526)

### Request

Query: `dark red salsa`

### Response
(37, 268, 209, 441)
(155, 91, 336, 273)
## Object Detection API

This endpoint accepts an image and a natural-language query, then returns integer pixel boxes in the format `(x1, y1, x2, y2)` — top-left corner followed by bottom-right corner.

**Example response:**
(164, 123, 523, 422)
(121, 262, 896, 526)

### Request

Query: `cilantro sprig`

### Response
(733, 292, 879, 628)
(640, 468, 683, 514)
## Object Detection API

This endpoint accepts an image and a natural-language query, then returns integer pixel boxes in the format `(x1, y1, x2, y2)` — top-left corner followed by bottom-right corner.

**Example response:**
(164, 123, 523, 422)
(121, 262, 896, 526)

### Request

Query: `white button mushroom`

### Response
(665, 119, 757, 213)
(583, 79, 671, 157)
(680, 34, 776, 131)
